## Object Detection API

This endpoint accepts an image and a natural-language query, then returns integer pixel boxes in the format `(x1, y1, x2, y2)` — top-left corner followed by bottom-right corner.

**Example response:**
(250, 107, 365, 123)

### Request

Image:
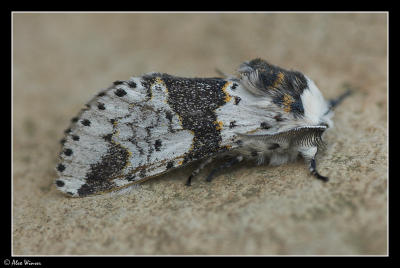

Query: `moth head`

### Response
(238, 58, 333, 129)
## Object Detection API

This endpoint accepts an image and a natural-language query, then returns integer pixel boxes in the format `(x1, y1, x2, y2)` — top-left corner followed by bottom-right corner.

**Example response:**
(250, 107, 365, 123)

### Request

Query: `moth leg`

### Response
(299, 147, 329, 182)
(309, 158, 329, 182)
(185, 157, 215, 186)
(205, 155, 243, 183)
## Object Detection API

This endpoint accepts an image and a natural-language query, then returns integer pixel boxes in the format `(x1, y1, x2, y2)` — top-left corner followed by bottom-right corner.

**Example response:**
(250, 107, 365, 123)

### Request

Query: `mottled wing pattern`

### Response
(56, 74, 238, 197)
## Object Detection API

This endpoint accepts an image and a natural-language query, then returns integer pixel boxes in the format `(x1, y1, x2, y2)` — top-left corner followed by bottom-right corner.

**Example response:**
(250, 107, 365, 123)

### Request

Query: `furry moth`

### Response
(55, 58, 351, 197)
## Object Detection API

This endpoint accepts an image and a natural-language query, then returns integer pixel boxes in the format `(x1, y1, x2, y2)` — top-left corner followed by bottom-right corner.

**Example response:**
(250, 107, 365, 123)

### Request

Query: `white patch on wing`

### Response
(76, 110, 114, 137)
(92, 95, 132, 120)
(56, 176, 86, 197)
(215, 81, 282, 147)
(57, 120, 111, 194)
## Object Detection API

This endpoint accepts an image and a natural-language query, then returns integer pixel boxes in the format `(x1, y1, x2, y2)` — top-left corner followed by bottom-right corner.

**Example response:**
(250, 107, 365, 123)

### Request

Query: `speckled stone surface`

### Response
(13, 13, 387, 255)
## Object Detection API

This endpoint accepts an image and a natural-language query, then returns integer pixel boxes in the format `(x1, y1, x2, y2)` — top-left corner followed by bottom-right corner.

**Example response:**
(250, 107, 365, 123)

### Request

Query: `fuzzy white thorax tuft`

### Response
(301, 77, 333, 128)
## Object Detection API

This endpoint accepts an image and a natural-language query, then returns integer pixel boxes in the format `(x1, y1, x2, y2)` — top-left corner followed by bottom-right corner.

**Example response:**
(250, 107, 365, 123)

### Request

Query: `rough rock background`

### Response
(13, 13, 387, 255)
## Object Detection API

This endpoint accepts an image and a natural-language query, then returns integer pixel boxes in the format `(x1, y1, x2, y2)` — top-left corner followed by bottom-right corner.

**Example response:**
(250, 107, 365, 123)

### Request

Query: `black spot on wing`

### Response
(154, 139, 162, 151)
(97, 103, 106, 110)
(113, 80, 124, 85)
(166, 161, 174, 169)
(115, 88, 127, 97)
(55, 180, 65, 187)
(57, 164, 65, 172)
(260, 122, 271, 129)
(234, 96, 241, 105)
(165, 111, 173, 121)
(103, 133, 113, 142)
(127, 80, 137, 88)
(81, 119, 91, 126)
(64, 148, 73, 156)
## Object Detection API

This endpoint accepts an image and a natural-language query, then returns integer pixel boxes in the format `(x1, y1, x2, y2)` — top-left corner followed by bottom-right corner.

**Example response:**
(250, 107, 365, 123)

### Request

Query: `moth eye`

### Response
(320, 122, 329, 128)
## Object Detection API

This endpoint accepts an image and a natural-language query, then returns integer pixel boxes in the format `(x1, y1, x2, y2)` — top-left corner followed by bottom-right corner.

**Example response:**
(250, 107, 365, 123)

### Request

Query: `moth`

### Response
(55, 58, 351, 197)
